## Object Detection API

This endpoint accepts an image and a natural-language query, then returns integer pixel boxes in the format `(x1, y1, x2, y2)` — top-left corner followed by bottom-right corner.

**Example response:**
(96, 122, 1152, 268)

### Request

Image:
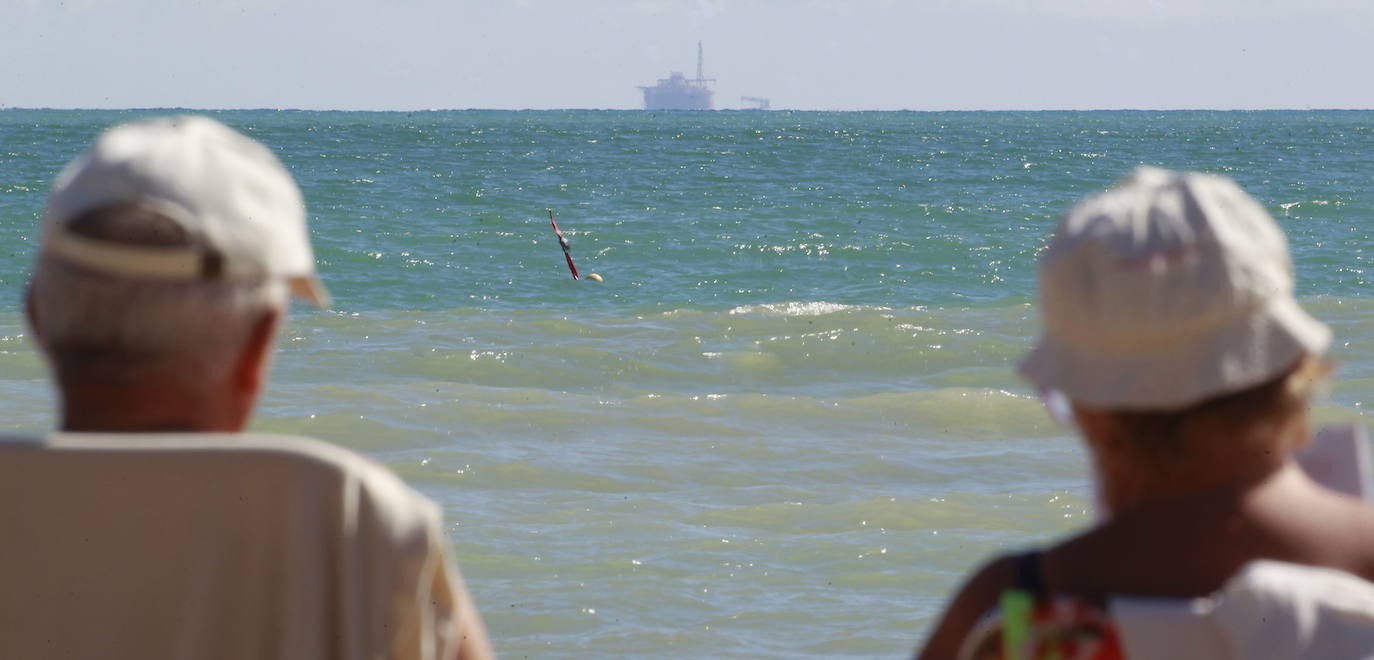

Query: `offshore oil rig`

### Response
(639, 42, 714, 110)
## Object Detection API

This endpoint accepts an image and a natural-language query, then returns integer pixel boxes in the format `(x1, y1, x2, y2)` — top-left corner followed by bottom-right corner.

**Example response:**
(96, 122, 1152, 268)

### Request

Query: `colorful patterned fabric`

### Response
(958, 590, 1125, 660)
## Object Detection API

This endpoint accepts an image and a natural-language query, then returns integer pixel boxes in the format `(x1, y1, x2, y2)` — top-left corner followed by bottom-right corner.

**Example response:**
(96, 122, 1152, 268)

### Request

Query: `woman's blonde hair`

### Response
(1084, 356, 1329, 469)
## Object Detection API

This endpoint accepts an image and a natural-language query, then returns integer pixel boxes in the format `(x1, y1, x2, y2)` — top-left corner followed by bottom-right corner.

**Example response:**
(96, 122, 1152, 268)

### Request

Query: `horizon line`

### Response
(2, 106, 1372, 113)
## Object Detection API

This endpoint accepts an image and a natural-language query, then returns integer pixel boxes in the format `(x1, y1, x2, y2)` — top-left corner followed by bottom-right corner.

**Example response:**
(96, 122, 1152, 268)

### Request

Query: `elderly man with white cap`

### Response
(917, 167, 1374, 659)
(1, 116, 492, 659)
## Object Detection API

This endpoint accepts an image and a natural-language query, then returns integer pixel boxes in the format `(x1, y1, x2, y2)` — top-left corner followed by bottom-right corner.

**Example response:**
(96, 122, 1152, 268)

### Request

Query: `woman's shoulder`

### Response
(916, 555, 1020, 660)
(1249, 471, 1374, 579)
(1047, 466, 1374, 598)
(1043, 500, 1246, 598)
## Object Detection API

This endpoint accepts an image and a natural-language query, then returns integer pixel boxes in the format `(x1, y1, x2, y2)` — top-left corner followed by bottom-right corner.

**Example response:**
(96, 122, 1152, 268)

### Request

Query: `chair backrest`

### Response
(0, 433, 462, 660)
(1294, 424, 1371, 500)
(1111, 560, 1374, 659)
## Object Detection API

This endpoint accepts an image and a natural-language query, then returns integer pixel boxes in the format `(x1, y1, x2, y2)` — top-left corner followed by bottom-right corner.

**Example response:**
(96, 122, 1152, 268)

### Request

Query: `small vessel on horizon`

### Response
(639, 42, 714, 111)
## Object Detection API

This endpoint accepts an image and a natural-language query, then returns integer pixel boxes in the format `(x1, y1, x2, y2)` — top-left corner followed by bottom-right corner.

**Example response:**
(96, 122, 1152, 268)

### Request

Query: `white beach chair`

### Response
(1112, 560, 1374, 659)
(0, 433, 474, 660)
(1294, 424, 1372, 500)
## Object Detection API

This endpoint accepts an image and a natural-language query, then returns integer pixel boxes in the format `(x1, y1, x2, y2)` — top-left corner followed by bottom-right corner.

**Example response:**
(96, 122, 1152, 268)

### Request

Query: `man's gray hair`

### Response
(28, 206, 288, 386)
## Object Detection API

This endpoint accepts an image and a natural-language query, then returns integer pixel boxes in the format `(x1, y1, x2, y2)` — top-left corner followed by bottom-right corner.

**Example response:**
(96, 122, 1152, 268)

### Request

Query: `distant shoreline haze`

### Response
(4, 107, 1373, 113)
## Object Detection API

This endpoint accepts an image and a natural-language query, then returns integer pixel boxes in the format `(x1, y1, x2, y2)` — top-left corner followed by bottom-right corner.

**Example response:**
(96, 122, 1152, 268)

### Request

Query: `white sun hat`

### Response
(40, 115, 329, 307)
(1018, 166, 1329, 410)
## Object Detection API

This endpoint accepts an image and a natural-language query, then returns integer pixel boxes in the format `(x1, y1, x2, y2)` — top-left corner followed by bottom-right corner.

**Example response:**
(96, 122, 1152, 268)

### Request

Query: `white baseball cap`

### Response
(40, 115, 329, 307)
(1018, 166, 1329, 410)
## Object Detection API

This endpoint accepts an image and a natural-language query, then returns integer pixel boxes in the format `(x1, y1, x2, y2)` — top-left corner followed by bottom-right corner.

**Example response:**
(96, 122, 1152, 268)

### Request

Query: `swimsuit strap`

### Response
(1013, 550, 1047, 598)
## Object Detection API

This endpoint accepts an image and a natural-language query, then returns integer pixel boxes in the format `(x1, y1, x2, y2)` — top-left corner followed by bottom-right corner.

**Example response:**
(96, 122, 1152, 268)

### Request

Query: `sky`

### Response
(3, 0, 1374, 111)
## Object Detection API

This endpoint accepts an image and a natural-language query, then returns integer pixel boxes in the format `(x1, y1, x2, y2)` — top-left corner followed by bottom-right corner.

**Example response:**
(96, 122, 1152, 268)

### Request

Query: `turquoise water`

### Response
(1, 109, 1372, 657)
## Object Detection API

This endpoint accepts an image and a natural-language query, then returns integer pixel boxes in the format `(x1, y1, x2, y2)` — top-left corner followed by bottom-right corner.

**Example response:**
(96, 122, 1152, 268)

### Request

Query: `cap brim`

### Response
(289, 275, 331, 309)
(1018, 296, 1330, 410)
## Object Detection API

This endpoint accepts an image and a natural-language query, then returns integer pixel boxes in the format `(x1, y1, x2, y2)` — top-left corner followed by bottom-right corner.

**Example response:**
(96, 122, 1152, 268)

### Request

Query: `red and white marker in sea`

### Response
(548, 210, 602, 282)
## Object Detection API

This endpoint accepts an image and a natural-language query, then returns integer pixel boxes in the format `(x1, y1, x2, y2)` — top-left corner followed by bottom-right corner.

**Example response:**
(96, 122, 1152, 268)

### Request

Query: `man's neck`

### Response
(59, 383, 249, 433)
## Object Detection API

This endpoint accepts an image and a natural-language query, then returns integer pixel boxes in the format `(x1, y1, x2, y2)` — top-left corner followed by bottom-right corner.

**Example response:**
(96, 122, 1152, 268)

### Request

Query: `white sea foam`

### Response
(728, 301, 885, 316)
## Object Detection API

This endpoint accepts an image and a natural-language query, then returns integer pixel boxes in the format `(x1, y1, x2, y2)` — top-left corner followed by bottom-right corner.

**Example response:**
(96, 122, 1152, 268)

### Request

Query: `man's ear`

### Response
(234, 307, 282, 396)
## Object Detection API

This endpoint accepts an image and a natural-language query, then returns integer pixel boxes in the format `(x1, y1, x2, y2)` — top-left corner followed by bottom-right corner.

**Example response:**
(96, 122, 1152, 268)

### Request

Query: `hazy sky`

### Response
(4, 0, 1373, 111)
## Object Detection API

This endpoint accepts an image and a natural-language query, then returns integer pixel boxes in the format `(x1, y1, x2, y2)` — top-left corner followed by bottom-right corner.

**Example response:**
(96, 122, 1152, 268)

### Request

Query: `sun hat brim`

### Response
(1018, 294, 1330, 411)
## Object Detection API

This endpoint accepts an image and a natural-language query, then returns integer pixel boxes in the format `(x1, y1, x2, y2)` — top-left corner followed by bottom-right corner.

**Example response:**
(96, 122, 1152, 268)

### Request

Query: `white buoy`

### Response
(587, 273, 604, 282)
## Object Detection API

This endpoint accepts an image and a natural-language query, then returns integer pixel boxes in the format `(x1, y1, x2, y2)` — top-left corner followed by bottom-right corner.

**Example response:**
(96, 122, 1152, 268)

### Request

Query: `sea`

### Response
(1, 109, 1372, 658)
